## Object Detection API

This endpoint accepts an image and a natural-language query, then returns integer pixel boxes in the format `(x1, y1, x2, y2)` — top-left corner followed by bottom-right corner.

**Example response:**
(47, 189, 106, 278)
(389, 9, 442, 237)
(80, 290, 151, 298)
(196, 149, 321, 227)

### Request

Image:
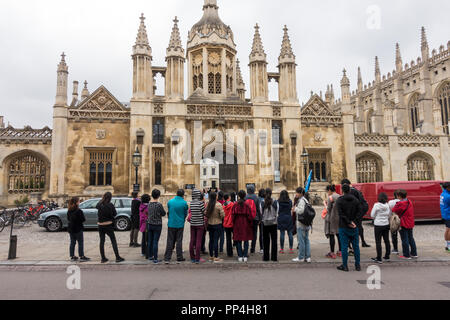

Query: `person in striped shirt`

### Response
(189, 189, 206, 264)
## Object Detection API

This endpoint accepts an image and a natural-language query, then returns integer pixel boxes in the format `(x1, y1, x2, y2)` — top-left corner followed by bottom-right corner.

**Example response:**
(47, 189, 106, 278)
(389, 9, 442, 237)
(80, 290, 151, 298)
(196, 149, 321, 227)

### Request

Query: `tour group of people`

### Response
(65, 180, 450, 272)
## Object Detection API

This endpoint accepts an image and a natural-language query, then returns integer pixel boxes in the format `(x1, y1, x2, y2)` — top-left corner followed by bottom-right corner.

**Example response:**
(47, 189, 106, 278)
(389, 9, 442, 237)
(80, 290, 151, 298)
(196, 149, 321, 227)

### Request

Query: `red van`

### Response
(335, 181, 445, 221)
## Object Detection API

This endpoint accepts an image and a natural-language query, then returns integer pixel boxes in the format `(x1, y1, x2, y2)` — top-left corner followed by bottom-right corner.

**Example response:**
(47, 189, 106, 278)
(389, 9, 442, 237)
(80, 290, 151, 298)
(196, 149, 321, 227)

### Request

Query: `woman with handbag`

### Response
(324, 185, 341, 259)
(260, 188, 279, 262)
(292, 187, 312, 263)
(388, 191, 401, 255)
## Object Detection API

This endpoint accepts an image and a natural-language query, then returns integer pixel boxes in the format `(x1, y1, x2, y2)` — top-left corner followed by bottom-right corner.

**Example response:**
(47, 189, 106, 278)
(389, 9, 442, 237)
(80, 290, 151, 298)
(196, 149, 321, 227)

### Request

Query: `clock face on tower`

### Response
(208, 52, 220, 65)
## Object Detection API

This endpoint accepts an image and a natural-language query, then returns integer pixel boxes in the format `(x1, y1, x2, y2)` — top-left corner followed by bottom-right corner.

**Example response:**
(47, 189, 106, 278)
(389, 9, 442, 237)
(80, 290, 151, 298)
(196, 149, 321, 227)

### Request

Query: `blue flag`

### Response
(305, 170, 313, 193)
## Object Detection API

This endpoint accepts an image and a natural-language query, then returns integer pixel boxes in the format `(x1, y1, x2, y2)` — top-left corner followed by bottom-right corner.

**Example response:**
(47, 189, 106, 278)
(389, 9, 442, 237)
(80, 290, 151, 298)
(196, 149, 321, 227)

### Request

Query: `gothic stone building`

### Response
(0, 0, 449, 206)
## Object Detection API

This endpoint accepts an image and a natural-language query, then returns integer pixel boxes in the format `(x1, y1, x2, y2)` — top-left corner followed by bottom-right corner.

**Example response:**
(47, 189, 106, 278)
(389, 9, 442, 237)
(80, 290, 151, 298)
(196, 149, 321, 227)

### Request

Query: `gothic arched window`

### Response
(438, 82, 450, 135)
(356, 153, 382, 183)
(366, 110, 374, 134)
(8, 154, 47, 193)
(409, 94, 420, 133)
(407, 153, 434, 181)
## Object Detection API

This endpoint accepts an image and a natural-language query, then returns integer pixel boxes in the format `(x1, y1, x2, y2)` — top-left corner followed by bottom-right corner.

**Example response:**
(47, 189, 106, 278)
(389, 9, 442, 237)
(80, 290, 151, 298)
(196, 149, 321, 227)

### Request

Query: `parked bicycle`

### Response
(0, 206, 6, 232)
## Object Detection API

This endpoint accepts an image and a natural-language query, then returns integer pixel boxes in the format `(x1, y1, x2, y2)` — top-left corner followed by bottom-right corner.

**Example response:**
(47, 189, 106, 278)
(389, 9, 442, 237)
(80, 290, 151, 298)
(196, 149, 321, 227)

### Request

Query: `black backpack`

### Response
(298, 201, 316, 227)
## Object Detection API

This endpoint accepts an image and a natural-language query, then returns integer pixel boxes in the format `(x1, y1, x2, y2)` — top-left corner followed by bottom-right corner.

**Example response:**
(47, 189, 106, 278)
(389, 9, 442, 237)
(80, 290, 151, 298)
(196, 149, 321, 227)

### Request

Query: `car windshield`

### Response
(79, 200, 99, 209)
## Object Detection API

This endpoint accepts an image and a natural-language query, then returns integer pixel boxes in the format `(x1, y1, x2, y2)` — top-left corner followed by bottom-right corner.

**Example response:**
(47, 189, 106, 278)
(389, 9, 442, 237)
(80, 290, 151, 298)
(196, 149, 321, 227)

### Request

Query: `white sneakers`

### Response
(292, 258, 312, 263)
(238, 257, 249, 263)
(244, 257, 248, 263)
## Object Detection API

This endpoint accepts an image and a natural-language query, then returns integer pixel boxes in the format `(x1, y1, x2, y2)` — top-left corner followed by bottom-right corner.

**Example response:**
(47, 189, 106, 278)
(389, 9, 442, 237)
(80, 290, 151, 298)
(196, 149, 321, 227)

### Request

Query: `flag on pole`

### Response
(305, 170, 313, 193)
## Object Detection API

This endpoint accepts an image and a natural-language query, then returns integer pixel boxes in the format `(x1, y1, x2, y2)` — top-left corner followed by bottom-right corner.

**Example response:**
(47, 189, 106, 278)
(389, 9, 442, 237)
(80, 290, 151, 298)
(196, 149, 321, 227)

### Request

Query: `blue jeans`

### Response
(297, 227, 311, 260)
(236, 241, 249, 258)
(208, 224, 221, 258)
(148, 224, 162, 261)
(280, 230, 294, 250)
(69, 231, 84, 257)
(399, 228, 417, 258)
(339, 227, 361, 268)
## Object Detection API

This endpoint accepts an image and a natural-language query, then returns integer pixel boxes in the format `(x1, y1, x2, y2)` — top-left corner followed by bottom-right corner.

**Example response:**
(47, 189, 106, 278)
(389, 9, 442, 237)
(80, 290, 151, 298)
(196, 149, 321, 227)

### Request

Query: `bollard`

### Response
(8, 235, 17, 260)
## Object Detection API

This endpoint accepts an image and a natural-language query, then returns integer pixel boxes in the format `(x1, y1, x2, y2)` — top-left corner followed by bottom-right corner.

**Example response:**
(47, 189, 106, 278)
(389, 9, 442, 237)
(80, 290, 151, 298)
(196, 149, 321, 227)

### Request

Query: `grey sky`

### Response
(0, 0, 449, 128)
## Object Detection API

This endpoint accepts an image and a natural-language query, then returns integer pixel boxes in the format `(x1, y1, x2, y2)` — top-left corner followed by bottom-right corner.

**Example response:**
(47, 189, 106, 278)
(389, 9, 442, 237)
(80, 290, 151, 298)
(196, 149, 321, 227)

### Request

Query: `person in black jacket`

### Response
(130, 192, 141, 248)
(67, 197, 90, 262)
(96, 192, 124, 263)
(247, 186, 262, 254)
(341, 179, 371, 248)
(336, 184, 362, 272)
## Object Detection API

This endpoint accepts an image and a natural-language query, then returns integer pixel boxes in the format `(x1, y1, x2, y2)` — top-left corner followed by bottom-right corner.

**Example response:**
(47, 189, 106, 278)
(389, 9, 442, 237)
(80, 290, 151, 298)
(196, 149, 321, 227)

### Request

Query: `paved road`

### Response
(0, 264, 449, 300)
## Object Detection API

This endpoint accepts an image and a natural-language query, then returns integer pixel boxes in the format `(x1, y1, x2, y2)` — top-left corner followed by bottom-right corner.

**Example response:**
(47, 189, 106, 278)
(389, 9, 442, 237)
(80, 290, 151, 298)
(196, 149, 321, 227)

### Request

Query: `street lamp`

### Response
(301, 147, 309, 188)
(132, 147, 142, 192)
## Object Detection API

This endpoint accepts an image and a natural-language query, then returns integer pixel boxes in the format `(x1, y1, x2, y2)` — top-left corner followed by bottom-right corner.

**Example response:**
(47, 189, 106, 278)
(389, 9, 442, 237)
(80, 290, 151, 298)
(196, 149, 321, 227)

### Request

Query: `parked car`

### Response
(38, 198, 133, 232)
(336, 181, 445, 221)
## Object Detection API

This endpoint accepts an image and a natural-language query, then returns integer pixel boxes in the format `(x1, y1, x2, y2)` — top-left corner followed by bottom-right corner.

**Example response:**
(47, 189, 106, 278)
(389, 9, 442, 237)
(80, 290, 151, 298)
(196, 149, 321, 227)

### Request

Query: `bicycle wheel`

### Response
(13, 211, 27, 228)
(0, 217, 5, 232)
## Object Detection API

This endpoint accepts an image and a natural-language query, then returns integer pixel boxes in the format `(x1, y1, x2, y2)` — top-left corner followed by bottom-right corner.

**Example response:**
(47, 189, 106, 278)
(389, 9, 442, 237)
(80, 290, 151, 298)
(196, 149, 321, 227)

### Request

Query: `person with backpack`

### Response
(260, 188, 278, 262)
(341, 179, 370, 248)
(292, 187, 314, 263)
(278, 190, 294, 254)
(139, 194, 151, 258)
(232, 190, 254, 262)
(130, 192, 141, 248)
(370, 192, 391, 264)
(324, 185, 341, 259)
(188, 189, 206, 264)
(388, 190, 401, 255)
(440, 182, 450, 252)
(223, 194, 235, 258)
(246, 186, 261, 254)
(392, 189, 418, 260)
(147, 189, 166, 264)
(67, 197, 90, 262)
(335, 184, 362, 272)
(205, 192, 225, 263)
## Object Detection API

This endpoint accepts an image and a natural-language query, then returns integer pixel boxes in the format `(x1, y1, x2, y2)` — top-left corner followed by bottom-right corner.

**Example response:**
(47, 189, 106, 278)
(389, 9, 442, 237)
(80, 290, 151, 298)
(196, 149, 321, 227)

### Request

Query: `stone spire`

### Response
(55, 52, 69, 106)
(341, 68, 350, 87)
(81, 81, 90, 100)
(421, 26, 429, 61)
(279, 25, 295, 64)
(167, 16, 184, 58)
(395, 43, 403, 73)
(250, 24, 267, 63)
(236, 59, 246, 100)
(375, 56, 381, 83)
(133, 13, 152, 57)
(357, 67, 363, 91)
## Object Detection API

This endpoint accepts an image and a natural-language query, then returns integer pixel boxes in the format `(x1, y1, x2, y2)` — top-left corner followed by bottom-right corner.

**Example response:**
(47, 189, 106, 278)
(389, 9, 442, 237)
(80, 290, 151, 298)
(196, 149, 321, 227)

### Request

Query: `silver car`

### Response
(38, 198, 133, 232)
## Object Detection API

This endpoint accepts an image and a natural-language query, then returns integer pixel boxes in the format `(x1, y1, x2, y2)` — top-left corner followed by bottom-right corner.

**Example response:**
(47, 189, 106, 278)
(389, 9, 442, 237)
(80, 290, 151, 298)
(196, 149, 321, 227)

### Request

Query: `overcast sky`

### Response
(0, 0, 449, 128)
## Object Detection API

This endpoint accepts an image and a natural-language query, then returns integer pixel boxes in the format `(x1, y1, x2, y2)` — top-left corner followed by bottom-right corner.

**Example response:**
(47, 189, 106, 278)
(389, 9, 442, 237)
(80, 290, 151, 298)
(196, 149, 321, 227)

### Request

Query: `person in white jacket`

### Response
(370, 192, 392, 263)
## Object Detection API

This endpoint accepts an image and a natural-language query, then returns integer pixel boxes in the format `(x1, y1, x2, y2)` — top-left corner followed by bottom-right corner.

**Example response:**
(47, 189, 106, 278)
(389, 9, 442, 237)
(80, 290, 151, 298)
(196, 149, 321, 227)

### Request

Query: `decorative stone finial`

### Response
(250, 23, 267, 63)
(279, 25, 295, 63)
(167, 16, 184, 57)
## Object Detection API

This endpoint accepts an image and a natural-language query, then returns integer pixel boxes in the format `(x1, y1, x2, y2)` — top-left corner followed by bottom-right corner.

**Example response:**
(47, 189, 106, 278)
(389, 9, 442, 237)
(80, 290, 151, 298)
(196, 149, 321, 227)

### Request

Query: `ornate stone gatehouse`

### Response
(0, 0, 449, 206)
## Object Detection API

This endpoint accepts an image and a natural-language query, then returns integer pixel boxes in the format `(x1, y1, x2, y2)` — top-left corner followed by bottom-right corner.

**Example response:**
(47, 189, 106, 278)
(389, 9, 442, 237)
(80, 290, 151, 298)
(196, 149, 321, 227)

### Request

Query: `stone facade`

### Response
(0, 0, 449, 206)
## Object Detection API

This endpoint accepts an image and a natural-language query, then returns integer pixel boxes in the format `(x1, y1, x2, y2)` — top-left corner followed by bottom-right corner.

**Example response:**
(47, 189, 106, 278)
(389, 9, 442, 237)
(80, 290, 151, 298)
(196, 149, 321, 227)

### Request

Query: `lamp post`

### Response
(301, 147, 309, 188)
(132, 147, 142, 193)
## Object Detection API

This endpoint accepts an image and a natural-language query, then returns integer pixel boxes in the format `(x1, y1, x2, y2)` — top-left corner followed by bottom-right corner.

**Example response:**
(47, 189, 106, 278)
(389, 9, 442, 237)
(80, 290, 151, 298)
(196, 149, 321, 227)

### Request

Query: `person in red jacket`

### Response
(392, 189, 418, 260)
(223, 194, 235, 258)
(232, 190, 254, 263)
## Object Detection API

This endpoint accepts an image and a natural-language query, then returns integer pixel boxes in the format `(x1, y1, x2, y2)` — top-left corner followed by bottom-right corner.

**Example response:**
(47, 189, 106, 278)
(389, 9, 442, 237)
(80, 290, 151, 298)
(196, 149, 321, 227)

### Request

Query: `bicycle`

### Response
(0, 207, 6, 232)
